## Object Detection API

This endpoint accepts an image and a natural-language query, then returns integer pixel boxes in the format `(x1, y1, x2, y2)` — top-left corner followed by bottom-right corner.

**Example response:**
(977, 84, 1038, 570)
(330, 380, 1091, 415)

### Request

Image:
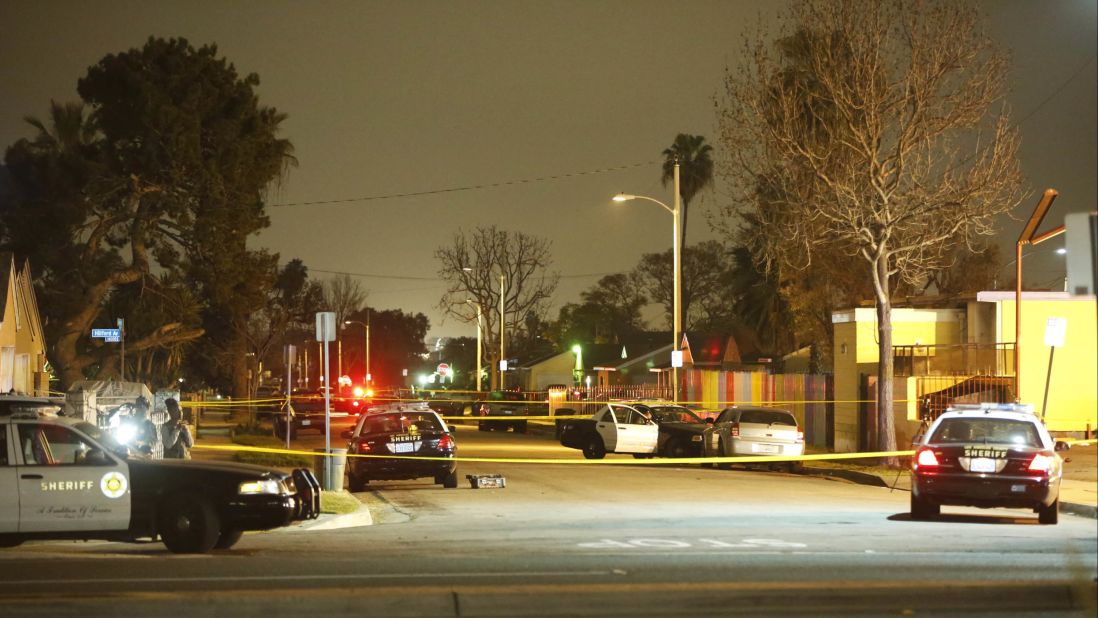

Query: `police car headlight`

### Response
(115, 424, 137, 445)
(238, 479, 283, 495)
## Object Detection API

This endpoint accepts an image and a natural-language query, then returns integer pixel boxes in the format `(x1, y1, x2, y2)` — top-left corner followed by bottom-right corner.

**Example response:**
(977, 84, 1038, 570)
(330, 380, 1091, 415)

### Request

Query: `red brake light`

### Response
(437, 434, 455, 450)
(352, 400, 360, 407)
(796, 424, 804, 443)
(731, 422, 740, 438)
(915, 448, 939, 468)
(355, 439, 371, 454)
(1028, 453, 1055, 474)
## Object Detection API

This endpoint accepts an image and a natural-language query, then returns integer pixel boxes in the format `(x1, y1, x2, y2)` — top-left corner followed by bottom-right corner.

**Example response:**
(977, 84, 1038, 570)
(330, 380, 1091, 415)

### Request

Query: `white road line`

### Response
(0, 570, 616, 586)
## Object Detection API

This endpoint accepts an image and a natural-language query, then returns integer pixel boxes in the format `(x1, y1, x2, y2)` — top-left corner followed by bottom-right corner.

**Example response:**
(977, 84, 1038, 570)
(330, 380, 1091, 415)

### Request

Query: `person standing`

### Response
(161, 398, 193, 460)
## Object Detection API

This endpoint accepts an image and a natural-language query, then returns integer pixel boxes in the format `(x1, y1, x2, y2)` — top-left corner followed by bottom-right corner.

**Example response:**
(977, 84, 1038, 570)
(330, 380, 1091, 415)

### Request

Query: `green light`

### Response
(571, 344, 582, 354)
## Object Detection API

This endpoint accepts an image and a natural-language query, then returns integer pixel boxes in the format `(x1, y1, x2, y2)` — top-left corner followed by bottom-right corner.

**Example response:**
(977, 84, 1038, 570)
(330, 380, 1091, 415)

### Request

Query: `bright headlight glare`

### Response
(115, 424, 137, 445)
(238, 479, 282, 495)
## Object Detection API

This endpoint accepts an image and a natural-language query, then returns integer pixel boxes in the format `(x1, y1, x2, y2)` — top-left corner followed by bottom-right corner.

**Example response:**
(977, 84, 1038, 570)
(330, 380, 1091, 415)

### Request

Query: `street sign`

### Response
(92, 328, 121, 338)
(315, 312, 336, 342)
(1044, 317, 1067, 348)
(103, 336, 121, 343)
(671, 350, 683, 368)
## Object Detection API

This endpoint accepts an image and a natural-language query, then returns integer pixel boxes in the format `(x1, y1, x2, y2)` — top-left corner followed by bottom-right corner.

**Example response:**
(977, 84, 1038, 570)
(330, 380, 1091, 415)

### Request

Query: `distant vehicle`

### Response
(708, 407, 805, 472)
(475, 390, 531, 433)
(633, 403, 713, 458)
(425, 391, 466, 416)
(0, 396, 320, 553)
(272, 388, 370, 439)
(558, 403, 659, 459)
(342, 406, 458, 490)
(910, 403, 1066, 524)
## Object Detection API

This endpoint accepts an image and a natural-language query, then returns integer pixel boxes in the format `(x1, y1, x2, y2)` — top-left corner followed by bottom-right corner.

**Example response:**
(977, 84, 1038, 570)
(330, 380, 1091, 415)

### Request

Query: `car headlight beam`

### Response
(238, 479, 283, 495)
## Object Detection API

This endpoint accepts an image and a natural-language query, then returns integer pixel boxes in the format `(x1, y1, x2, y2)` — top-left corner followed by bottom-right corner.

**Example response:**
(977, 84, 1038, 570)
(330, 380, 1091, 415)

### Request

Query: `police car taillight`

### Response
(437, 434, 455, 451)
(915, 448, 939, 468)
(355, 440, 372, 454)
(731, 422, 740, 438)
(1028, 452, 1055, 474)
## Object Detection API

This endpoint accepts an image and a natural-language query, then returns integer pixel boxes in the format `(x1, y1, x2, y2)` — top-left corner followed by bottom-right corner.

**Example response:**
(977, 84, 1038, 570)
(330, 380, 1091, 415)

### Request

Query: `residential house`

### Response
(0, 253, 49, 395)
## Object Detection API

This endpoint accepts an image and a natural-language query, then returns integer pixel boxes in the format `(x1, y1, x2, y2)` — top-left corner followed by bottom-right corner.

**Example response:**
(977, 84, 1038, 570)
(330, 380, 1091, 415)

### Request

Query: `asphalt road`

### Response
(1, 424, 1095, 617)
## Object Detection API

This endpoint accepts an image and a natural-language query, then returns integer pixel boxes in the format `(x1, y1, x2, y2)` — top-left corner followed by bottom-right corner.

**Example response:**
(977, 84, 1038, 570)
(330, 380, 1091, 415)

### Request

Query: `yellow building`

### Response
(831, 292, 1097, 452)
(0, 253, 49, 395)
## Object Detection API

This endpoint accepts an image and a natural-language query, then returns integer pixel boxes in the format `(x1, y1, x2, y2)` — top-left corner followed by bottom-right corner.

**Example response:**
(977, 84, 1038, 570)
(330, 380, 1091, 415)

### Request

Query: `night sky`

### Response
(1, 0, 1095, 341)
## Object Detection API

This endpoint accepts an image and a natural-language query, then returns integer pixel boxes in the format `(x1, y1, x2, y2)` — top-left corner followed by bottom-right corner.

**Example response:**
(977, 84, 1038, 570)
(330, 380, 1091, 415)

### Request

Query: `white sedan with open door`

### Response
(558, 403, 660, 459)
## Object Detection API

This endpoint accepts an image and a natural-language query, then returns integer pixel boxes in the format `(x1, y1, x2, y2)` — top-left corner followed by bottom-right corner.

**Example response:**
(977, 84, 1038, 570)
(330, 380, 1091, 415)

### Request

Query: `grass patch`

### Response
(320, 490, 361, 515)
(230, 433, 311, 468)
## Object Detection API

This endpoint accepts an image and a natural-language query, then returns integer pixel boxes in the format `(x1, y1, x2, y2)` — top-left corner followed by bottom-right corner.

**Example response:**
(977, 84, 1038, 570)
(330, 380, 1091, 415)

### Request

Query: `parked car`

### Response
(633, 403, 713, 458)
(709, 406, 805, 472)
(475, 390, 531, 433)
(341, 405, 458, 491)
(910, 403, 1066, 524)
(558, 403, 659, 459)
(0, 396, 320, 553)
(273, 389, 370, 439)
(425, 391, 467, 417)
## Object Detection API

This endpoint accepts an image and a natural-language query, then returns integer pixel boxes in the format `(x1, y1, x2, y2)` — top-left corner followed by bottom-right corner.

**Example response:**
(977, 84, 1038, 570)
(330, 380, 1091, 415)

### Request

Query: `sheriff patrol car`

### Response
(1, 396, 320, 553)
(910, 403, 1068, 524)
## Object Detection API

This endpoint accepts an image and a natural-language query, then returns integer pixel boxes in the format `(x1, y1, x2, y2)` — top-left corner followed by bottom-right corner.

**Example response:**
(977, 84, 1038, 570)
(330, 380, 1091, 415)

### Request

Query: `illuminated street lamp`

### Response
(613, 162, 682, 401)
(345, 312, 371, 385)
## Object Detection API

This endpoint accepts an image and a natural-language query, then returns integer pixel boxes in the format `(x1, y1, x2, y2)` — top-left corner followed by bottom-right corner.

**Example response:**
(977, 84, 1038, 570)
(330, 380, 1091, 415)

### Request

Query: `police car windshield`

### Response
(648, 407, 704, 424)
(75, 421, 128, 455)
(930, 418, 1042, 447)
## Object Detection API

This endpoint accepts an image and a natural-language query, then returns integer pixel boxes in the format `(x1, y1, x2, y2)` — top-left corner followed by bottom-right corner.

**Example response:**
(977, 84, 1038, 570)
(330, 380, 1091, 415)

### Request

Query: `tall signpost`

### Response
(316, 312, 336, 489)
(284, 344, 296, 449)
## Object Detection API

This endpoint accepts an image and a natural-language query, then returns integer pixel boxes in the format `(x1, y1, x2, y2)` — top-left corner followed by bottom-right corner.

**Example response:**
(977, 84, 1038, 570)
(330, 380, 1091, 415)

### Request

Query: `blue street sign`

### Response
(103, 336, 121, 343)
(92, 328, 121, 338)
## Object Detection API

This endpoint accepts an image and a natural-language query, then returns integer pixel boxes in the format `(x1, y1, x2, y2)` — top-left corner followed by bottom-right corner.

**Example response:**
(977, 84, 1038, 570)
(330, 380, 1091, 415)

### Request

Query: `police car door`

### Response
(595, 407, 619, 452)
(0, 424, 18, 533)
(14, 420, 131, 533)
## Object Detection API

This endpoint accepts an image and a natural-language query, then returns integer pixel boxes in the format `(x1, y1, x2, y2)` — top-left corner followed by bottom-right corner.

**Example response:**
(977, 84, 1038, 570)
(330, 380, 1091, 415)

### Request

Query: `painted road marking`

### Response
(576, 538, 808, 550)
(0, 570, 620, 586)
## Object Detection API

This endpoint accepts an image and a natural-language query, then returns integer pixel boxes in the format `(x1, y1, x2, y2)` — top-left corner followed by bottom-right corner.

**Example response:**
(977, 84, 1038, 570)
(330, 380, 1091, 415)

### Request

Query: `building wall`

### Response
(0, 263, 48, 395)
(522, 352, 577, 391)
(831, 307, 964, 452)
(991, 296, 1098, 433)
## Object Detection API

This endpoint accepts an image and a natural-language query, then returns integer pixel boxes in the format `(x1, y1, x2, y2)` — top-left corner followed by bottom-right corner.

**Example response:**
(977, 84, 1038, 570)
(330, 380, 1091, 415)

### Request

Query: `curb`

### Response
(284, 502, 374, 532)
(1060, 501, 1098, 520)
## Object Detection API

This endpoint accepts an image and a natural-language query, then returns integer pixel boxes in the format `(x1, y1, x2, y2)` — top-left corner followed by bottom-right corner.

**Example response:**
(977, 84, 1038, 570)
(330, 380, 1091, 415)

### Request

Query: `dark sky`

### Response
(1, 0, 1095, 341)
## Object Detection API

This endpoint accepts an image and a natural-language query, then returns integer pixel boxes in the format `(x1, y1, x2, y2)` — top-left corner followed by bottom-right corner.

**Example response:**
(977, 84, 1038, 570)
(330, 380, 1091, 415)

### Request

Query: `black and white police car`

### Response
(1, 396, 320, 553)
(910, 403, 1068, 524)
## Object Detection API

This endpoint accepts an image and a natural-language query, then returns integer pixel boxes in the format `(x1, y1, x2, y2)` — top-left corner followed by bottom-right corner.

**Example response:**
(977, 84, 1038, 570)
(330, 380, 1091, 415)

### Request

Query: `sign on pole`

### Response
(1043, 317, 1067, 348)
(670, 350, 683, 368)
(92, 328, 121, 338)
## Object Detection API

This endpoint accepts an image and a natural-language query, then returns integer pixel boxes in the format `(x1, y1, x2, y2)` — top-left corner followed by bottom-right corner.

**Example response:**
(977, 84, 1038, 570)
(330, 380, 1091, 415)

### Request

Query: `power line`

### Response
(308, 267, 618, 282)
(270, 160, 660, 208)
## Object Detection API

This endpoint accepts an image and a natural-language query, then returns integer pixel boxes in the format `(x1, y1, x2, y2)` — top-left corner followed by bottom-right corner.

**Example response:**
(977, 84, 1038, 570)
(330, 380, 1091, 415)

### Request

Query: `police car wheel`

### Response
(347, 473, 369, 492)
(159, 494, 222, 554)
(0, 535, 24, 549)
(716, 439, 732, 470)
(582, 435, 606, 460)
(910, 492, 939, 520)
(441, 470, 459, 489)
(514, 421, 528, 434)
(214, 528, 244, 550)
(1038, 499, 1059, 525)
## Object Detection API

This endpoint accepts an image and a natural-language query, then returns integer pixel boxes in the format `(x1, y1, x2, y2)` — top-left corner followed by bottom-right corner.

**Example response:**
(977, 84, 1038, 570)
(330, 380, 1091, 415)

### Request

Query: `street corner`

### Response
(283, 490, 375, 532)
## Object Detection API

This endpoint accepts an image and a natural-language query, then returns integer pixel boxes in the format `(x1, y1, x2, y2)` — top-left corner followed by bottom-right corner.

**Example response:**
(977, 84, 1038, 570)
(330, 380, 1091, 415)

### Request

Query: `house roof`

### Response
(682, 328, 765, 365)
(0, 252, 13, 322)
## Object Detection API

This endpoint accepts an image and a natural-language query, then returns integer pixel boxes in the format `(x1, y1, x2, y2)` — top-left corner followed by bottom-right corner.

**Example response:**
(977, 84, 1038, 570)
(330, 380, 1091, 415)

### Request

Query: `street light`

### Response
(345, 312, 371, 386)
(465, 300, 483, 391)
(613, 161, 682, 401)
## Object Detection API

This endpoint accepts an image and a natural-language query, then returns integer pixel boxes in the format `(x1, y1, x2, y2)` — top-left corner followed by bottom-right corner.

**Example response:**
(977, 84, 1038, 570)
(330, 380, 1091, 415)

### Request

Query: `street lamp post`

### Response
(499, 273, 506, 390)
(613, 162, 682, 402)
(466, 300, 483, 392)
(344, 312, 371, 386)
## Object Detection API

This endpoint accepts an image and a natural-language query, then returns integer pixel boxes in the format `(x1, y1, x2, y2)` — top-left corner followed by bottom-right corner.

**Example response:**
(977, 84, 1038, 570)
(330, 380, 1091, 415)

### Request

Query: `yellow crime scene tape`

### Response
(192, 442, 916, 465)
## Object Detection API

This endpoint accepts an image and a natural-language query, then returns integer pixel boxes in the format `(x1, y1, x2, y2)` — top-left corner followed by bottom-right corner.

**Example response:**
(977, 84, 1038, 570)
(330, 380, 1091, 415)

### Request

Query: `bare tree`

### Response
(436, 226, 559, 389)
(323, 273, 368, 327)
(716, 0, 1024, 463)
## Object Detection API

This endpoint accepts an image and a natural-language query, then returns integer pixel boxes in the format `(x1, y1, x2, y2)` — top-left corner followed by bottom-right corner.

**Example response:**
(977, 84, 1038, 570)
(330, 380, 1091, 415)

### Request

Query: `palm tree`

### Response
(661, 134, 714, 248)
(24, 100, 97, 154)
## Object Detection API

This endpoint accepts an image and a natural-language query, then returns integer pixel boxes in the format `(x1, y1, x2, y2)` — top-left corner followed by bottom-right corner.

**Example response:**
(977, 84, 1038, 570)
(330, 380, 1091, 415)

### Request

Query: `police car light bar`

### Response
(947, 403, 1035, 415)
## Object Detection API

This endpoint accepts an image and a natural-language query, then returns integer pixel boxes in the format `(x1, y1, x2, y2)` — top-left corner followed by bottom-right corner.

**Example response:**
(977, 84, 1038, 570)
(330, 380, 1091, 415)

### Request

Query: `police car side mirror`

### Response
(340, 429, 353, 440)
(1054, 440, 1071, 452)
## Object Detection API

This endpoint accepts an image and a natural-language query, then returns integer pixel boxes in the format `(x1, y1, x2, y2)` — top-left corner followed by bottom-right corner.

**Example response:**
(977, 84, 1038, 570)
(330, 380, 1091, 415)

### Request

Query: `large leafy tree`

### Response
(436, 226, 559, 389)
(341, 307, 429, 388)
(716, 1, 1023, 462)
(634, 240, 738, 332)
(661, 133, 714, 249)
(553, 273, 647, 347)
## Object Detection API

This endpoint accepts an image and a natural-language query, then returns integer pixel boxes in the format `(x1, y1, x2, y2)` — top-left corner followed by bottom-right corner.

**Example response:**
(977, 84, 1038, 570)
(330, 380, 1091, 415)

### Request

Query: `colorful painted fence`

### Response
(682, 369, 833, 447)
